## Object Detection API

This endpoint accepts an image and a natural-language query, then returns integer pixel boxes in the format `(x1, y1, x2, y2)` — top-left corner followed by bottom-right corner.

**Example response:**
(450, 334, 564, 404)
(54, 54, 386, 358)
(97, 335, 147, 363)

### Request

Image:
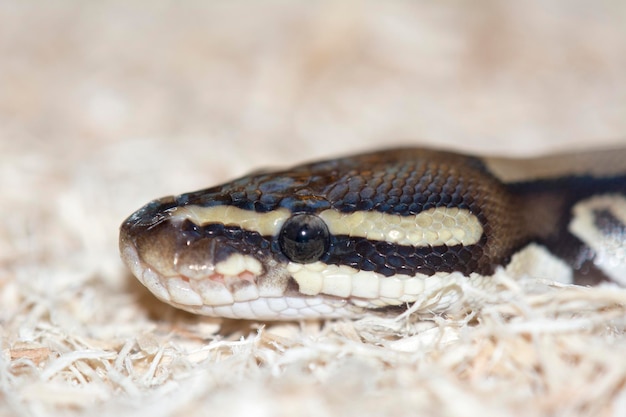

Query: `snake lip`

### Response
(121, 224, 359, 318)
(120, 196, 281, 308)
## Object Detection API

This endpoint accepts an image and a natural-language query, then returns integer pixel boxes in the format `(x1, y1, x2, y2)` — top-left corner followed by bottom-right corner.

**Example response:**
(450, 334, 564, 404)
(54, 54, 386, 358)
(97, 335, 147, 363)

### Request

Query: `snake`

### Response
(119, 147, 626, 320)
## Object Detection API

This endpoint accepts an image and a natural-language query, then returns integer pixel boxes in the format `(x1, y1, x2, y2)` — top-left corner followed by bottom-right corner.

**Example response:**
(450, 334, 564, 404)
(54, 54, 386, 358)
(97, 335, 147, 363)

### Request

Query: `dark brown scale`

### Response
(311, 149, 529, 276)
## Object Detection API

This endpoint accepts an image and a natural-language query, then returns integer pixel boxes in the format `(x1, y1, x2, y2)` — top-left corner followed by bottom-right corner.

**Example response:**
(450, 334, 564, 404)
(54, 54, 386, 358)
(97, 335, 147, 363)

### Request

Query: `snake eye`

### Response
(279, 213, 330, 263)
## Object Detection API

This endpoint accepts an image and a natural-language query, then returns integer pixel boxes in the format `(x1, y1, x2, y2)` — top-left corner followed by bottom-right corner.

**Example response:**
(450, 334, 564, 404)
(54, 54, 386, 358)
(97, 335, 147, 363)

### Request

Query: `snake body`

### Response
(120, 148, 626, 319)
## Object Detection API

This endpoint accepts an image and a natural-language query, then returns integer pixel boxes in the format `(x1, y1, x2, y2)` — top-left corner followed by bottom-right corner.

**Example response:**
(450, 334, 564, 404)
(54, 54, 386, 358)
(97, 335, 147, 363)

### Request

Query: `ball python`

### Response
(119, 147, 626, 320)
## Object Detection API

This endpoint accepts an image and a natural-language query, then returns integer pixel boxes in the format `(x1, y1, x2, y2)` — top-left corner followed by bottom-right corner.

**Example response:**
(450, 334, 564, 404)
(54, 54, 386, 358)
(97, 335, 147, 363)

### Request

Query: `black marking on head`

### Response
(325, 235, 494, 277)
(179, 220, 276, 265)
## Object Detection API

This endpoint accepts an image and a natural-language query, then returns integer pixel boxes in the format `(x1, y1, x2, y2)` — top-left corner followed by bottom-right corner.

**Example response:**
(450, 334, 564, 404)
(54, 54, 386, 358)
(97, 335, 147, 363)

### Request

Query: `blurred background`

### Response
(2, 1, 625, 162)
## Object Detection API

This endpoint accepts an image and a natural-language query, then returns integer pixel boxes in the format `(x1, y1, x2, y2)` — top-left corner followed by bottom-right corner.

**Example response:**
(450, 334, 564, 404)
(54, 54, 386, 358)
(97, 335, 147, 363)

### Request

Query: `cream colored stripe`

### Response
(171, 205, 483, 247)
(319, 207, 483, 246)
(286, 261, 495, 311)
(170, 205, 291, 236)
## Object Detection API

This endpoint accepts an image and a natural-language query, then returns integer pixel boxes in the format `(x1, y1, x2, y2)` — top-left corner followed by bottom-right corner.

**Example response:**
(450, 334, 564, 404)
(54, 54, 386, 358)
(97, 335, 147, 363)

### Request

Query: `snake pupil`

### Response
(279, 214, 330, 263)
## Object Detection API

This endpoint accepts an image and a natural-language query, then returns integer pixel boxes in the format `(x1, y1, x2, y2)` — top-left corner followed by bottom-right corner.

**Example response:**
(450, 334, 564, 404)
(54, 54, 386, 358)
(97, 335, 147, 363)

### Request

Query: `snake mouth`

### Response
(120, 236, 262, 307)
(119, 198, 359, 319)
(119, 198, 271, 306)
(120, 236, 356, 319)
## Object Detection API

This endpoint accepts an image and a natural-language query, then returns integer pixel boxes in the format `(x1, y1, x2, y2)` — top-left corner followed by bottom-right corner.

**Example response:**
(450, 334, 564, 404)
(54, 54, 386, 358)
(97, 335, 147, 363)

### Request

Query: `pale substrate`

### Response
(2, 2, 626, 417)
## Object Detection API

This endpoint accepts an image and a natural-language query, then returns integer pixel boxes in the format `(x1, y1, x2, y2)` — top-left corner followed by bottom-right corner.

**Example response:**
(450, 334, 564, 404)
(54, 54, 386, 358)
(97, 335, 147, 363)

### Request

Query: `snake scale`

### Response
(120, 147, 626, 320)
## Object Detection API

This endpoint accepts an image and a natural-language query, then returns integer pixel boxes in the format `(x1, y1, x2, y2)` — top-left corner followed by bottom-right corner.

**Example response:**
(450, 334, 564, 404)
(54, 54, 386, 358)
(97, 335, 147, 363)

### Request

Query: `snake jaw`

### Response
(120, 199, 267, 302)
(121, 235, 358, 319)
(119, 198, 363, 319)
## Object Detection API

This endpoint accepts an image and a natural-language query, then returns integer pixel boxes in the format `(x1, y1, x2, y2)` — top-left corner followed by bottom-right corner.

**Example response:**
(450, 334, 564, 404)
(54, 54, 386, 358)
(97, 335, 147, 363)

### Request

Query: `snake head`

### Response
(120, 148, 537, 320)
(119, 195, 358, 319)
